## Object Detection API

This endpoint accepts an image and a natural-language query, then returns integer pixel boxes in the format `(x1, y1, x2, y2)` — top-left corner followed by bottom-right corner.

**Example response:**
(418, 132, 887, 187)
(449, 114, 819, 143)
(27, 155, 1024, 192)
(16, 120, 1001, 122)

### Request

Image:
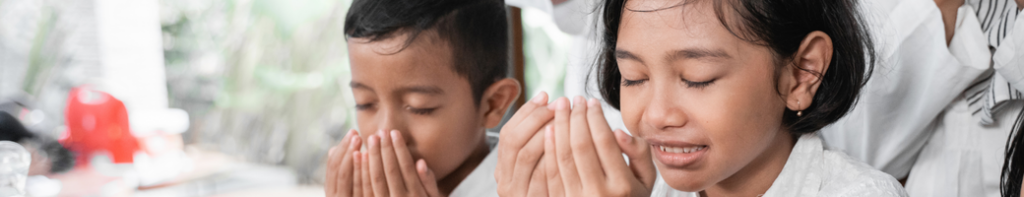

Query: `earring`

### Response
(796, 100, 803, 117)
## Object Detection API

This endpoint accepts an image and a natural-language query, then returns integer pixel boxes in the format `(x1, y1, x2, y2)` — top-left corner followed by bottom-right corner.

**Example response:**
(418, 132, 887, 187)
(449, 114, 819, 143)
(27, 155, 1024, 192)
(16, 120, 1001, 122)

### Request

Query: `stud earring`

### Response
(796, 101, 803, 117)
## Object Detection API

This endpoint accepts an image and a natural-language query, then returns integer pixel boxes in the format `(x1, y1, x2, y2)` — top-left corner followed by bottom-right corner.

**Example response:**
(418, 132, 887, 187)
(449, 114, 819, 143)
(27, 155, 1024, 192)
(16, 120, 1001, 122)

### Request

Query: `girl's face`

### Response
(616, 0, 795, 192)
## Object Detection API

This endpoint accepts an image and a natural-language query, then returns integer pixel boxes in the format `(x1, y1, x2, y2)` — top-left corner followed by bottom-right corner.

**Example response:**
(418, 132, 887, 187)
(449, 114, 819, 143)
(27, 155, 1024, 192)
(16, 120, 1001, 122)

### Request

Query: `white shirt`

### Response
(821, 1, 1024, 196)
(819, 0, 991, 179)
(448, 148, 499, 197)
(903, 4, 1024, 197)
(650, 134, 907, 197)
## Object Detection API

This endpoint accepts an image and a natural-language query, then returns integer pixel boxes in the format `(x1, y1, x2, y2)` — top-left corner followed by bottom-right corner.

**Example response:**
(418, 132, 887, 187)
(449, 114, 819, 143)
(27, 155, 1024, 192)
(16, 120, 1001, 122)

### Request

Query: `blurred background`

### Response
(0, 0, 572, 196)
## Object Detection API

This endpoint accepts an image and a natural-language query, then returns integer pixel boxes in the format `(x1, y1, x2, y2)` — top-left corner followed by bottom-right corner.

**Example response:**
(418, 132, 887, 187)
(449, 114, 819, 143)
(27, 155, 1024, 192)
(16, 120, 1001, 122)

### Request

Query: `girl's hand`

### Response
(496, 92, 555, 197)
(325, 130, 363, 197)
(544, 96, 656, 197)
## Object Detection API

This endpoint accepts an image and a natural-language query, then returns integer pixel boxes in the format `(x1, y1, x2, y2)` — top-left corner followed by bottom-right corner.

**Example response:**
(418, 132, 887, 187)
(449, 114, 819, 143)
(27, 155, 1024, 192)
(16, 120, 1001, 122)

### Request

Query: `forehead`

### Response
(347, 31, 467, 92)
(617, 0, 745, 56)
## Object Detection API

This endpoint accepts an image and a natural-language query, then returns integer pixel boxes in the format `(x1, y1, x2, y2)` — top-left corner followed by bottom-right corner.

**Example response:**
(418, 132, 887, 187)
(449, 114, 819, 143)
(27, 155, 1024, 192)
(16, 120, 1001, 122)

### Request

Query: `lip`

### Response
(646, 138, 708, 168)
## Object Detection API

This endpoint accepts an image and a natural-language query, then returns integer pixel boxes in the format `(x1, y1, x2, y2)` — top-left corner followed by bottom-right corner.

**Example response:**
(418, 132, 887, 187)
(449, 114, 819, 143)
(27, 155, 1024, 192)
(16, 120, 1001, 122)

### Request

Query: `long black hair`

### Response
(594, 0, 875, 134)
(1002, 109, 1024, 197)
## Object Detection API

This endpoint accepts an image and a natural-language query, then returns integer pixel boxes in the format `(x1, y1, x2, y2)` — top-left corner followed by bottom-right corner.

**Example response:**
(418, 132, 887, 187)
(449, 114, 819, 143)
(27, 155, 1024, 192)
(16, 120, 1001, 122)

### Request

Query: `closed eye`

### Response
(407, 106, 437, 115)
(622, 78, 648, 87)
(356, 103, 374, 110)
(683, 78, 715, 89)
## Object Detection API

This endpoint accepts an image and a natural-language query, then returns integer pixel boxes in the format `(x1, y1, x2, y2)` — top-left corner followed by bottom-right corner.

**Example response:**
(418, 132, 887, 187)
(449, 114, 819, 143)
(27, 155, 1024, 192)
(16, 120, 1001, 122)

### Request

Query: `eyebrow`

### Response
(667, 48, 731, 62)
(395, 86, 444, 95)
(615, 48, 731, 65)
(350, 82, 444, 95)
(615, 50, 646, 64)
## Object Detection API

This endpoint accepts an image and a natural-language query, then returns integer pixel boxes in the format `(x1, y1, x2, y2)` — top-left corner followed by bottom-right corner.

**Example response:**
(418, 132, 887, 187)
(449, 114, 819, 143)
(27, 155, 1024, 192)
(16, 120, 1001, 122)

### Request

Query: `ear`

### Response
(479, 78, 522, 128)
(783, 31, 833, 112)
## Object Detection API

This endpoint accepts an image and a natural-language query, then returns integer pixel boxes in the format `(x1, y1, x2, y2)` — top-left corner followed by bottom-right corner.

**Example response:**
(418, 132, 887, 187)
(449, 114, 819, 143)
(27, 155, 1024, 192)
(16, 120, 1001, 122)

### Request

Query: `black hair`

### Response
(344, 0, 509, 105)
(1002, 109, 1024, 197)
(595, 0, 875, 134)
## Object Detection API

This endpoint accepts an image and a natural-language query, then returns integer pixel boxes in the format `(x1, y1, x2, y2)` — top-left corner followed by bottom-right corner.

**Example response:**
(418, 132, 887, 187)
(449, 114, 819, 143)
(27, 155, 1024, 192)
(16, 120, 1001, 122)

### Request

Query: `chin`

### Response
(659, 167, 714, 192)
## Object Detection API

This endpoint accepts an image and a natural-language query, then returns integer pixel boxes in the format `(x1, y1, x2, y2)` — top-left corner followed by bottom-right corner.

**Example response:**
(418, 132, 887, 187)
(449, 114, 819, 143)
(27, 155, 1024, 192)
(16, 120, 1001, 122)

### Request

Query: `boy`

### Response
(324, 0, 521, 196)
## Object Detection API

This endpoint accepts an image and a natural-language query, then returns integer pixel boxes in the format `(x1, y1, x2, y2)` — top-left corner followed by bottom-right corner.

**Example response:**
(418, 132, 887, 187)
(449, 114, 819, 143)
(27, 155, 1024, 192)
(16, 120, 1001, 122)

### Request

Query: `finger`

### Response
(526, 158, 549, 197)
(551, 97, 582, 194)
(337, 136, 361, 197)
(327, 147, 338, 196)
(326, 131, 356, 196)
(378, 130, 407, 195)
(544, 126, 565, 197)
(502, 91, 550, 134)
(569, 96, 605, 186)
(361, 152, 374, 197)
(417, 159, 443, 197)
(615, 129, 657, 189)
(353, 151, 363, 197)
(586, 98, 633, 181)
(511, 127, 546, 196)
(498, 93, 555, 188)
(391, 130, 428, 196)
(368, 134, 390, 197)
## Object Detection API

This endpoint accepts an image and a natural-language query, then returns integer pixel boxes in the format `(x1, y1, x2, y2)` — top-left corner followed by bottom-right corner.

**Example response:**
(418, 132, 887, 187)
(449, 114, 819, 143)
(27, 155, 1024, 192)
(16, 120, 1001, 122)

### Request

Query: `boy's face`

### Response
(347, 30, 487, 182)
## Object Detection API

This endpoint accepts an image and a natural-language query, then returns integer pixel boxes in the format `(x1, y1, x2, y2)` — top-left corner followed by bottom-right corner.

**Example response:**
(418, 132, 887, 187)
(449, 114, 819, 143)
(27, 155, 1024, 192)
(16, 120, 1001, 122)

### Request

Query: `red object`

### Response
(61, 87, 139, 166)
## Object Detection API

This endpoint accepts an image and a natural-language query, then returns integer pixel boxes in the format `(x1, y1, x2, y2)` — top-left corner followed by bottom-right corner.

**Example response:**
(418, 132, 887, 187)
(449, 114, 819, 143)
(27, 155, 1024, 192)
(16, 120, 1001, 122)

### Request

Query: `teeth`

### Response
(658, 145, 705, 153)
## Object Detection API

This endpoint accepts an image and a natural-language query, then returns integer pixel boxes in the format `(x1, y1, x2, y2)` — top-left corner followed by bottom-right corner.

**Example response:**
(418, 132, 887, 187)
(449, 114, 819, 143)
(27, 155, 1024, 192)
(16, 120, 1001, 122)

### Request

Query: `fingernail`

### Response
(390, 130, 401, 141)
(377, 130, 386, 139)
(616, 129, 633, 143)
(574, 96, 584, 106)
(531, 92, 547, 104)
(329, 147, 336, 156)
(588, 98, 599, 107)
(350, 137, 359, 148)
(368, 135, 378, 147)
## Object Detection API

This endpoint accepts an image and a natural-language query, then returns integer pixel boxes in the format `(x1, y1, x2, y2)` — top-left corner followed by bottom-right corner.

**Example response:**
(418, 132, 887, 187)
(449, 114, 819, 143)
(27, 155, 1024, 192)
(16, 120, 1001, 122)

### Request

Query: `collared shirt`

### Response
(650, 134, 907, 197)
(448, 144, 499, 197)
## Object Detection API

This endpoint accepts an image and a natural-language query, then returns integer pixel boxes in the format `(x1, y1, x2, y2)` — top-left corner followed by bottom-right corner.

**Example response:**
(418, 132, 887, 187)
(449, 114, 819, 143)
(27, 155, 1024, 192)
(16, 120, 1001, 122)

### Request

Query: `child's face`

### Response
(347, 30, 487, 182)
(615, 0, 792, 192)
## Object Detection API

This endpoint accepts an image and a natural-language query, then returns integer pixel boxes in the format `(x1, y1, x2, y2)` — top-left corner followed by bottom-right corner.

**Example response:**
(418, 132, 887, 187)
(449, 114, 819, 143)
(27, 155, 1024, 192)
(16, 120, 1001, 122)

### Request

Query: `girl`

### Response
(497, 0, 908, 196)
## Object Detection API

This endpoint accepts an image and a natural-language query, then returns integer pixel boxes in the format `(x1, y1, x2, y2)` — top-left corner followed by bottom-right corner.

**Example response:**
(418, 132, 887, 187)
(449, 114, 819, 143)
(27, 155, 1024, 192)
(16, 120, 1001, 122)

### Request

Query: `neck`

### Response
(703, 131, 797, 197)
(436, 136, 491, 195)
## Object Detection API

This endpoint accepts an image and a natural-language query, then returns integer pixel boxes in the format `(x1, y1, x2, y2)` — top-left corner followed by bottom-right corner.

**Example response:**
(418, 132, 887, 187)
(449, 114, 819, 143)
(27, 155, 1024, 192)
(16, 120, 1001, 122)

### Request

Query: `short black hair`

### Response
(595, 0, 875, 134)
(344, 0, 509, 105)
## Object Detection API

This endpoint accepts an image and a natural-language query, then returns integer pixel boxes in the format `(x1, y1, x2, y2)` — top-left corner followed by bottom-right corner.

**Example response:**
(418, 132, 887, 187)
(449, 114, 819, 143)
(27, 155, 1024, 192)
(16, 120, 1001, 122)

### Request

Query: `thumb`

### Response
(614, 129, 656, 189)
(417, 159, 445, 197)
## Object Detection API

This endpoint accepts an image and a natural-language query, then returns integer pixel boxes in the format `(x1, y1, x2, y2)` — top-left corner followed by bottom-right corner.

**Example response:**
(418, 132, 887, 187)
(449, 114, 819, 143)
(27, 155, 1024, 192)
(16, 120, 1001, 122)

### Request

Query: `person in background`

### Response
(322, 0, 522, 196)
(816, 0, 1024, 196)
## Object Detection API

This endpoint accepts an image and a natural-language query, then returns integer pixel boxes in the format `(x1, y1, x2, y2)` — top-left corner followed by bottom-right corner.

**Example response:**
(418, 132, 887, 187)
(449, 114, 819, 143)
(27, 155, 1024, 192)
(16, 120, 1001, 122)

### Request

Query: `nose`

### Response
(641, 85, 688, 131)
(372, 106, 413, 144)
(375, 107, 406, 134)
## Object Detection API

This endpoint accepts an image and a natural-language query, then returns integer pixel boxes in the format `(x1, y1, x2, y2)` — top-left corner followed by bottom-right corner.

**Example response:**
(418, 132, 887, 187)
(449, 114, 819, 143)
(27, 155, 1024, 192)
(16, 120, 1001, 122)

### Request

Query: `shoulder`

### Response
(818, 148, 908, 197)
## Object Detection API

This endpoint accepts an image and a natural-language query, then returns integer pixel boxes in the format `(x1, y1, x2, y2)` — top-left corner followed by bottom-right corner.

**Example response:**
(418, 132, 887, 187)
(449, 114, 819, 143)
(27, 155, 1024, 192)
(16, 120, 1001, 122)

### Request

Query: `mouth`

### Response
(651, 143, 708, 168)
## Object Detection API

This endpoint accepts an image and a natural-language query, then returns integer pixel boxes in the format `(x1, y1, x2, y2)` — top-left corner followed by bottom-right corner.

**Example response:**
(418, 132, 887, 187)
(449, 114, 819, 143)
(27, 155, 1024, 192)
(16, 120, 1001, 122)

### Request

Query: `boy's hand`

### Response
(362, 130, 445, 197)
(325, 130, 363, 197)
(496, 92, 555, 197)
(543, 96, 656, 197)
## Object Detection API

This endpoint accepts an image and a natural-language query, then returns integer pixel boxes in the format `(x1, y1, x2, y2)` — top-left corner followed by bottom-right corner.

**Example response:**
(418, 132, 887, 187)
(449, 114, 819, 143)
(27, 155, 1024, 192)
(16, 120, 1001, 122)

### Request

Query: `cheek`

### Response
(408, 106, 484, 178)
(618, 87, 646, 136)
